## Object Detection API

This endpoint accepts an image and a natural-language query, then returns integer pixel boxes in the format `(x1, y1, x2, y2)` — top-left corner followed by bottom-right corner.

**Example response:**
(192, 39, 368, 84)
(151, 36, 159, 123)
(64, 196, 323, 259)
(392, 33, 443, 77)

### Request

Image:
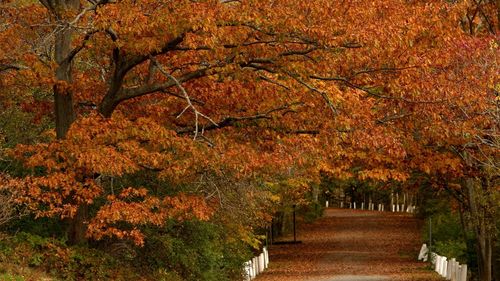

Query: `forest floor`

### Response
(255, 208, 443, 281)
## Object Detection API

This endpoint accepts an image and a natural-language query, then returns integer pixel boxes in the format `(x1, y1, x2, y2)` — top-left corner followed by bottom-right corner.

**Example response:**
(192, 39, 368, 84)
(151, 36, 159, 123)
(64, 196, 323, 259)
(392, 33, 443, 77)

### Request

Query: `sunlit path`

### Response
(255, 209, 442, 281)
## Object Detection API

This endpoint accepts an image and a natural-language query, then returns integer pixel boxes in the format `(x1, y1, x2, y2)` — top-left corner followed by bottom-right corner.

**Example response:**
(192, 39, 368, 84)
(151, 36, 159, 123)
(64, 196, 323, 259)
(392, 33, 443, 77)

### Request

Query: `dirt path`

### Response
(255, 209, 442, 281)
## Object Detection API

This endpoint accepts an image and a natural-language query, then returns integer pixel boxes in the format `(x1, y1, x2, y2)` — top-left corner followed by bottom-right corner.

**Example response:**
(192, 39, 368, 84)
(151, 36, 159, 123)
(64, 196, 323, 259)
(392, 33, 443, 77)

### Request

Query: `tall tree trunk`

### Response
(496, 0, 500, 32)
(50, 0, 85, 244)
(466, 178, 493, 281)
(53, 0, 78, 139)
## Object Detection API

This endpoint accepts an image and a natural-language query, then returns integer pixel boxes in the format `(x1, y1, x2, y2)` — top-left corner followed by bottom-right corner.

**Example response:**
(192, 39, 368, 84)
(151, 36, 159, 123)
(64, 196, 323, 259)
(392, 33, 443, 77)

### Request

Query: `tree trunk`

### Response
(493, 243, 500, 281)
(466, 178, 493, 281)
(50, 0, 85, 244)
(67, 204, 88, 245)
(496, 0, 500, 32)
(53, 0, 79, 139)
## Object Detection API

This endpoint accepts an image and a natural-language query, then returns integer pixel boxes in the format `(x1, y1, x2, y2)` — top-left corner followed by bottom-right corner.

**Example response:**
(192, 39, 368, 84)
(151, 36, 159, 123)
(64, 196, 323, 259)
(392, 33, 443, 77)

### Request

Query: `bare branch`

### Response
(68, 0, 111, 27)
(176, 102, 304, 134)
(0, 176, 27, 227)
(150, 57, 218, 140)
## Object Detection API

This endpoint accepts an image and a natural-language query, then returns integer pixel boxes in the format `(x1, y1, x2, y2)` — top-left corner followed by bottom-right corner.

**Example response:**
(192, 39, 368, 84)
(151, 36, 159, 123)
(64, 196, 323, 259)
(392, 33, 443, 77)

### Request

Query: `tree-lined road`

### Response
(256, 209, 442, 281)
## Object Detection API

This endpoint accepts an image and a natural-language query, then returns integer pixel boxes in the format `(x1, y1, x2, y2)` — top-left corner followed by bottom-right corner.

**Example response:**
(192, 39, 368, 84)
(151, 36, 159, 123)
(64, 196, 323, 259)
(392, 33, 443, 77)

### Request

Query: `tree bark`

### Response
(466, 178, 493, 281)
(53, 0, 79, 139)
(67, 204, 89, 245)
(48, 0, 85, 244)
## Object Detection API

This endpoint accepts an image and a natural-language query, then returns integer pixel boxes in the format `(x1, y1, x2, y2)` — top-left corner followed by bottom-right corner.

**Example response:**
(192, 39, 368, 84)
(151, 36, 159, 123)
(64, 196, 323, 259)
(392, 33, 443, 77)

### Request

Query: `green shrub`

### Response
(300, 201, 324, 223)
(138, 219, 251, 281)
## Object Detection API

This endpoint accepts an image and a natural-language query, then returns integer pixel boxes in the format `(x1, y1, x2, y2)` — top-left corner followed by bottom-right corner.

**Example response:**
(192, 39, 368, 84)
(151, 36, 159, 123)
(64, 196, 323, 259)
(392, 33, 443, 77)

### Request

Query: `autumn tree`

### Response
(0, 3, 497, 281)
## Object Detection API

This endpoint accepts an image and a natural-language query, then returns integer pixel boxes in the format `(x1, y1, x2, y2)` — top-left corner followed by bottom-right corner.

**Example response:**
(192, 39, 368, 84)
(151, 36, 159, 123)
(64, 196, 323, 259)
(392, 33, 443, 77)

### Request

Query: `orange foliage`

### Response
(1, 0, 497, 244)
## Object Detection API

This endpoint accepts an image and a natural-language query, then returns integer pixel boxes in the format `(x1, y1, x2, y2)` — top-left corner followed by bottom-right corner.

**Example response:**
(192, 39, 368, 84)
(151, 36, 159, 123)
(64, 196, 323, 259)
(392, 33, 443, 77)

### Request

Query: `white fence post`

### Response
(441, 257, 448, 277)
(244, 261, 252, 280)
(418, 244, 428, 261)
(258, 253, 265, 274)
(263, 247, 269, 269)
(244, 248, 270, 280)
(452, 258, 458, 280)
(252, 257, 258, 276)
(454, 264, 460, 281)
(423, 248, 467, 281)
(436, 255, 442, 273)
(446, 258, 454, 279)
(459, 264, 467, 281)
(437, 256, 443, 275)
(249, 260, 255, 279)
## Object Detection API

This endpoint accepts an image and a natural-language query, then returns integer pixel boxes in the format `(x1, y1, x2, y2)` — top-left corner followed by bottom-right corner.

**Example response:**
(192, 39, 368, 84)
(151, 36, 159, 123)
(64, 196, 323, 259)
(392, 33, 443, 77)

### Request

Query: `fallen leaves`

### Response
(256, 209, 442, 281)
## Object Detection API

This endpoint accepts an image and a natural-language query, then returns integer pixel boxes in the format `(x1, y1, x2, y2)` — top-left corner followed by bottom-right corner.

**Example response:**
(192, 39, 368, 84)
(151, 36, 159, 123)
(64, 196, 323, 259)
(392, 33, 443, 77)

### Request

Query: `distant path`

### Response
(256, 209, 442, 281)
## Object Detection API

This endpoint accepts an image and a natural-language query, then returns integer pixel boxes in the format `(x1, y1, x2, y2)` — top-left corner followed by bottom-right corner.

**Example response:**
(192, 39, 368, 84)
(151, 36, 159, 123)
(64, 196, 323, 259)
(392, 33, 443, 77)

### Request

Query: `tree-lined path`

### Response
(256, 209, 442, 281)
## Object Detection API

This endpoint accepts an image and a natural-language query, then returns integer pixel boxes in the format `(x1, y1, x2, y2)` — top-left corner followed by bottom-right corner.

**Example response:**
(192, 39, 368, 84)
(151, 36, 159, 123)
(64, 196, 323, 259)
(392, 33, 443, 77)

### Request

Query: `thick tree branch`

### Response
(98, 33, 188, 117)
(62, 29, 99, 65)
(0, 63, 28, 73)
(117, 67, 209, 103)
(121, 34, 187, 74)
(376, 112, 413, 124)
(176, 102, 304, 135)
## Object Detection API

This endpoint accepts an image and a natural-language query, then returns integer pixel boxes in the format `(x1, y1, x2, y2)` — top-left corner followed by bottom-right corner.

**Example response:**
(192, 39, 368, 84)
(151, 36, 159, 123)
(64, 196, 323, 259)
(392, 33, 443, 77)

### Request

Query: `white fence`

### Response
(332, 201, 416, 213)
(418, 244, 468, 281)
(244, 247, 269, 280)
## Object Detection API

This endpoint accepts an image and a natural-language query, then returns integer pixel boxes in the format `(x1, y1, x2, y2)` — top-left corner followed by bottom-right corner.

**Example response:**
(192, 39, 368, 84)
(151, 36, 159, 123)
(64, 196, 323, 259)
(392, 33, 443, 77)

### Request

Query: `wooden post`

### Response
(447, 258, 454, 279)
(270, 220, 273, 245)
(442, 257, 447, 277)
(391, 191, 394, 209)
(459, 264, 467, 281)
(429, 217, 432, 257)
(293, 205, 297, 243)
(436, 255, 442, 273)
(259, 253, 265, 273)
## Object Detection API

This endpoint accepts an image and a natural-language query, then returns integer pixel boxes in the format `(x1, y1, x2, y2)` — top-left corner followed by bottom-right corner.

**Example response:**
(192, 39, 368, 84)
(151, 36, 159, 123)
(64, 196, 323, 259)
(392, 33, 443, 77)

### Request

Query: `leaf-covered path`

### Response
(255, 209, 442, 281)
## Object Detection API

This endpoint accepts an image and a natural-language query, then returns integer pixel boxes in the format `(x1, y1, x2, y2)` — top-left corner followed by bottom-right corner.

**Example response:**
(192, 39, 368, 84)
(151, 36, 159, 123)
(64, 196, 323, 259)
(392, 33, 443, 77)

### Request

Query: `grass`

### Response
(0, 273, 24, 281)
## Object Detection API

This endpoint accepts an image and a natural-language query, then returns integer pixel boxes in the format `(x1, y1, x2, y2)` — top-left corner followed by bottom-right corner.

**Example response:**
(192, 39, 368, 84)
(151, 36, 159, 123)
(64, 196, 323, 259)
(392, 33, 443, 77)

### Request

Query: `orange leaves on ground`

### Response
(256, 209, 443, 281)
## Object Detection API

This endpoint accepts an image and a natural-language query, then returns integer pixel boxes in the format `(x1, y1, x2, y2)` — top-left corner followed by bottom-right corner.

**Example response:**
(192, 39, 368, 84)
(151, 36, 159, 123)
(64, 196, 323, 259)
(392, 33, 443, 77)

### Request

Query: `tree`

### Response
(380, 26, 499, 281)
(0, 5, 496, 281)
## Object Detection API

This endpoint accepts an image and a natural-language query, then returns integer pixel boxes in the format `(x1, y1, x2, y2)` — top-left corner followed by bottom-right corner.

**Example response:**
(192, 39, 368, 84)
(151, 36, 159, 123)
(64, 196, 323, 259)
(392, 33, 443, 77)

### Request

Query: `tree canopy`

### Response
(0, 0, 498, 279)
